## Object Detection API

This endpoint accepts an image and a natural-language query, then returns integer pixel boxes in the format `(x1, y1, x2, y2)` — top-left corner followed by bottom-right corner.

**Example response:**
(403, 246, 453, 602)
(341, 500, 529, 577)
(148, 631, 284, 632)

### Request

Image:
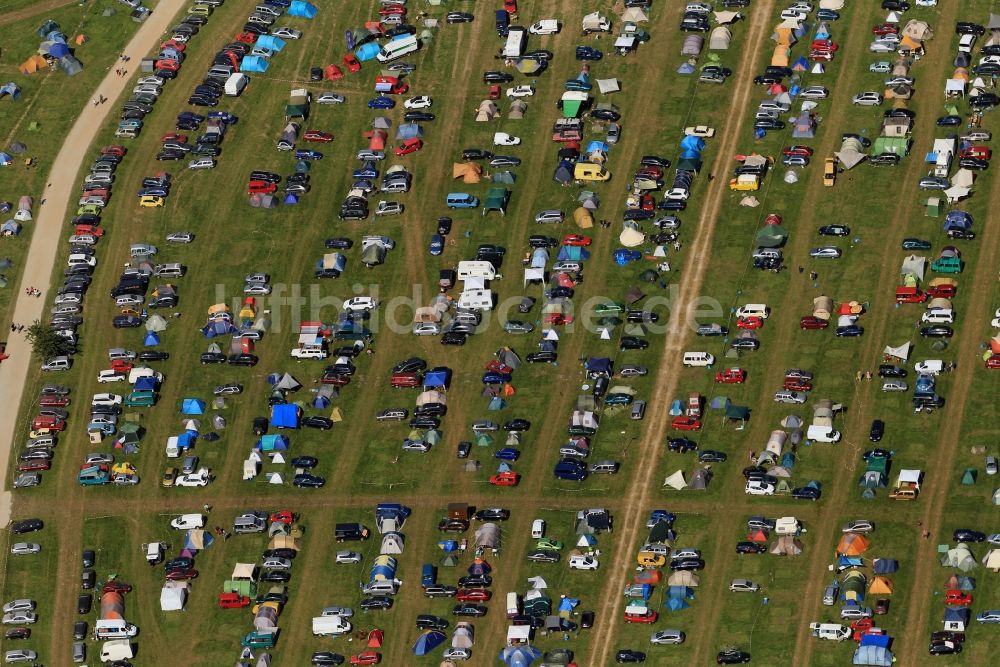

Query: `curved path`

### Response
(0, 0, 187, 526)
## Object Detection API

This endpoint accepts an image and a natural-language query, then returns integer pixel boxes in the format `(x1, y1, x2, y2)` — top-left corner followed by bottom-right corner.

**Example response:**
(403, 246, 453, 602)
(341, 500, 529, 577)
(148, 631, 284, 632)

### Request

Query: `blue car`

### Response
(836, 325, 864, 337)
(575, 46, 603, 61)
(138, 187, 169, 198)
(353, 167, 379, 179)
(207, 111, 238, 124)
(495, 448, 521, 461)
(564, 79, 592, 92)
(295, 149, 323, 160)
(429, 234, 444, 256)
(553, 460, 587, 481)
(177, 112, 205, 123)
(482, 372, 512, 384)
(647, 510, 676, 527)
(368, 96, 396, 109)
(817, 9, 839, 20)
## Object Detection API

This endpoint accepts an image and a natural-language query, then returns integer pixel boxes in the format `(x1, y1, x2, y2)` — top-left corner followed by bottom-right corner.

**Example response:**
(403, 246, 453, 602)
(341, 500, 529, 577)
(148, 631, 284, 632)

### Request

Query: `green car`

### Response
(593, 302, 624, 316)
(241, 631, 277, 649)
(124, 391, 156, 407)
(901, 238, 931, 251)
(604, 393, 634, 406)
(536, 538, 564, 551)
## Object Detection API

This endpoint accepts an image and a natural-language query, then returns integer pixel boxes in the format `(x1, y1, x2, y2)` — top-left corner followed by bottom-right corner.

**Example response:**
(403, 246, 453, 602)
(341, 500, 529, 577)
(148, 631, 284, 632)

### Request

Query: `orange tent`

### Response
(74, 34, 88, 45)
(836, 533, 870, 556)
(869, 576, 893, 595)
(19, 55, 48, 74)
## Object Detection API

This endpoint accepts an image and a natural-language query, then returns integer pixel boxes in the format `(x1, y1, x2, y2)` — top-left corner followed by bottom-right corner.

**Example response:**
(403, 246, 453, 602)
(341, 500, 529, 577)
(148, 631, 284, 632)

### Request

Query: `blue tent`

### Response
(355, 42, 381, 61)
(255, 35, 286, 52)
(283, 193, 299, 205)
(468, 560, 492, 575)
(665, 597, 690, 612)
(677, 62, 696, 74)
(872, 559, 898, 575)
(144, 331, 160, 346)
(176, 432, 195, 449)
(135, 377, 157, 392)
(558, 597, 579, 613)
(667, 586, 694, 599)
(487, 397, 506, 411)
(437, 540, 458, 552)
(240, 55, 269, 73)
(181, 398, 205, 415)
(43, 42, 70, 58)
(288, 1, 318, 18)
(271, 404, 300, 428)
(781, 452, 796, 468)
(412, 630, 445, 656)
(500, 646, 541, 667)
(613, 249, 641, 265)
(585, 141, 609, 154)
(860, 634, 891, 649)
(257, 434, 289, 451)
(0, 83, 20, 101)
(578, 534, 597, 547)
(183, 530, 215, 551)
(313, 395, 331, 409)
(585, 358, 612, 375)
(852, 646, 893, 666)
(423, 368, 450, 388)
(679, 135, 705, 155)
(202, 320, 235, 338)
(557, 246, 589, 262)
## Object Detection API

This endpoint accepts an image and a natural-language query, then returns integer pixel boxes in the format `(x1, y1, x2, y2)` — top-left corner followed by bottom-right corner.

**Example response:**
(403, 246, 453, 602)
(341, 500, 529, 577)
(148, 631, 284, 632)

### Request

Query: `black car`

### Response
(474, 508, 510, 521)
(956, 21, 986, 35)
(452, 603, 487, 617)
(360, 596, 393, 611)
(483, 70, 514, 83)
(409, 416, 440, 429)
(12, 518, 43, 534)
(669, 558, 704, 571)
(920, 326, 953, 338)
(929, 641, 962, 655)
(78, 593, 93, 614)
(953, 529, 986, 542)
(668, 438, 698, 454)
(835, 326, 864, 337)
(82, 549, 95, 568)
(731, 338, 760, 350)
(414, 403, 446, 417)
(526, 351, 557, 363)
(937, 115, 962, 126)
(311, 652, 345, 666)
(138, 351, 169, 362)
(576, 46, 603, 60)
(457, 442, 471, 458)
(947, 228, 976, 240)
(392, 357, 426, 374)
(881, 0, 908, 10)
(791, 486, 821, 501)
(289, 456, 318, 471)
(590, 107, 621, 122)
(462, 148, 493, 161)
(201, 352, 226, 364)
(404, 111, 435, 122)
(82, 570, 95, 589)
(736, 541, 766, 555)
(416, 614, 449, 630)
(164, 556, 192, 571)
(228, 353, 259, 366)
(640, 155, 671, 168)
(869, 419, 884, 442)
(626, 310, 659, 324)
(717, 649, 752, 664)
(112, 314, 142, 328)
(698, 450, 727, 463)
(437, 217, 452, 235)
(309, 67, 323, 81)
(819, 225, 850, 236)
(260, 570, 291, 583)
(252, 417, 268, 436)
(503, 419, 530, 432)
(528, 235, 559, 248)
(930, 631, 965, 643)
(619, 336, 648, 350)
(754, 118, 785, 130)
(4, 628, 30, 640)
(302, 416, 334, 430)
(446, 11, 474, 23)
(441, 332, 467, 346)
(325, 237, 353, 249)
(457, 574, 491, 588)
(293, 473, 325, 488)
(615, 648, 646, 664)
(869, 153, 900, 166)
(580, 610, 594, 628)
(878, 365, 907, 378)
(73, 621, 88, 640)
(263, 548, 297, 560)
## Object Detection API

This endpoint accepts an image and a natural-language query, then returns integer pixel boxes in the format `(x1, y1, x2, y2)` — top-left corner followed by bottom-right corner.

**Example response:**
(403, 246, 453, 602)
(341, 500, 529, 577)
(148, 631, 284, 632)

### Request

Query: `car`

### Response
(576, 46, 603, 60)
(836, 325, 864, 337)
(3, 649, 37, 663)
(920, 325, 953, 338)
(403, 95, 432, 110)
(77, 593, 93, 614)
(474, 508, 510, 521)
(303, 416, 334, 430)
(526, 550, 560, 563)
(336, 551, 363, 564)
(10, 519, 43, 535)
(9, 543, 40, 556)
(293, 473, 325, 488)
(809, 246, 842, 259)
(954, 529, 986, 542)
(819, 224, 850, 237)
(416, 615, 449, 630)
(483, 70, 514, 83)
(452, 603, 487, 617)
(729, 579, 760, 593)
(717, 649, 752, 664)
(1, 611, 36, 625)
(937, 115, 962, 126)
(928, 641, 963, 656)
(311, 652, 345, 666)
(446, 11, 474, 23)
(736, 541, 766, 555)
(698, 450, 727, 463)
(620, 337, 648, 350)
(615, 650, 646, 663)
(791, 486, 821, 501)
(213, 383, 243, 396)
(976, 610, 1000, 624)
(367, 96, 395, 109)
(650, 629, 685, 645)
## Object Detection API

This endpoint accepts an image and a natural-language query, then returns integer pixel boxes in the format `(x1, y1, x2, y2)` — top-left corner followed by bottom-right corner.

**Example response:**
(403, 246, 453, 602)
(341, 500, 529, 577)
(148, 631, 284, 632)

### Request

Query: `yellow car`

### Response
(77, 204, 101, 216)
(636, 550, 666, 567)
(162, 467, 177, 488)
(139, 196, 164, 208)
(189, 4, 211, 15)
(823, 157, 837, 187)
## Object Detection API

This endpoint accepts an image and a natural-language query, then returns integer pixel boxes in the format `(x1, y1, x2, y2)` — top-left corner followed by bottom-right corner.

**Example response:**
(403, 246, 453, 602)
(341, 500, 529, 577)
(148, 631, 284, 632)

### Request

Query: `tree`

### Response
(24, 320, 72, 359)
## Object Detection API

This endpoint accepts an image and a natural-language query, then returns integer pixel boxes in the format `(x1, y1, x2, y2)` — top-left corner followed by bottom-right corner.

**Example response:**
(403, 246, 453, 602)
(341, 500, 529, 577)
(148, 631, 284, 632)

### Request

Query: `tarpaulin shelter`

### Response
(663, 470, 687, 490)
(289, 1, 317, 18)
(596, 79, 619, 94)
(271, 403, 300, 428)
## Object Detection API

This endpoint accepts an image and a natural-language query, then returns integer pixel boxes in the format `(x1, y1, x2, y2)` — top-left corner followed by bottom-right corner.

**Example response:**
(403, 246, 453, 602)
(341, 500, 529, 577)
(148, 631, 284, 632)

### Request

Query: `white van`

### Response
(809, 622, 851, 641)
(806, 425, 841, 443)
(682, 352, 715, 367)
(568, 554, 599, 570)
(456, 261, 497, 281)
(376, 34, 419, 62)
(224, 73, 249, 96)
(774, 517, 800, 535)
(531, 519, 545, 539)
(165, 436, 182, 459)
(100, 640, 134, 662)
(921, 309, 954, 324)
(291, 347, 327, 360)
(736, 303, 769, 318)
(94, 620, 139, 640)
(311, 615, 352, 636)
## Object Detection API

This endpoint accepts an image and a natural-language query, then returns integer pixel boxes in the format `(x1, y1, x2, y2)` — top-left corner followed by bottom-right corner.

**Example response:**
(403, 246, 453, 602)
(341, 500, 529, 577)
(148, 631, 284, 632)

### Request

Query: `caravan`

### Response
(457, 261, 497, 281)
(501, 27, 527, 58)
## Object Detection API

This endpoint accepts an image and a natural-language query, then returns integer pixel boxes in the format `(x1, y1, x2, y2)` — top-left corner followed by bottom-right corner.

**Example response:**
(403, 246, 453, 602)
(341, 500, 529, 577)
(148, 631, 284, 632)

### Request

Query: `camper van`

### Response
(99, 640, 134, 662)
(735, 303, 769, 319)
(94, 620, 139, 640)
(446, 193, 479, 209)
(574, 162, 611, 181)
(502, 26, 527, 58)
(505, 592, 521, 619)
(376, 34, 419, 62)
(809, 623, 851, 641)
(456, 261, 497, 281)
(806, 425, 841, 443)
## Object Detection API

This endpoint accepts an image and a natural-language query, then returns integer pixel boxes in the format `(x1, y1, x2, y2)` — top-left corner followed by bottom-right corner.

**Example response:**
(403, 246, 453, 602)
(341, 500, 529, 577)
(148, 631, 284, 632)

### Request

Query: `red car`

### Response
(378, 4, 406, 15)
(74, 224, 104, 237)
(162, 133, 188, 143)
(543, 313, 575, 326)
(639, 194, 655, 210)
(270, 510, 295, 524)
(111, 359, 133, 373)
(504, 0, 517, 14)
(490, 471, 520, 487)
(160, 39, 186, 51)
(343, 53, 362, 73)
(894, 287, 927, 304)
(247, 180, 277, 195)
(102, 581, 133, 594)
(783, 380, 812, 392)
(987, 354, 1000, 369)
(350, 651, 381, 665)
(304, 130, 334, 143)
(872, 24, 898, 36)
(326, 65, 344, 81)
(782, 145, 814, 157)
(395, 137, 423, 156)
(736, 316, 764, 330)
(671, 417, 701, 431)
(17, 460, 50, 473)
(799, 316, 829, 330)
(39, 394, 70, 407)
(390, 372, 421, 388)
(101, 145, 127, 157)
(635, 166, 663, 179)
(234, 31, 257, 44)
(457, 589, 492, 602)
(562, 235, 592, 247)
(809, 50, 834, 61)
(624, 610, 658, 624)
(485, 360, 514, 374)
(218, 592, 251, 608)
(321, 372, 352, 386)
(945, 590, 973, 606)
(811, 39, 839, 51)
(32, 416, 66, 431)
(714, 368, 747, 384)
(165, 569, 198, 581)
(960, 146, 991, 160)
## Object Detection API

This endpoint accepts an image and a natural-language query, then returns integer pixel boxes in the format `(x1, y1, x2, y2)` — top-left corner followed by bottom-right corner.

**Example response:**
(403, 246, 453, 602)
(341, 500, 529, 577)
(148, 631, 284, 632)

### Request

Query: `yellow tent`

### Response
(330, 406, 343, 422)
(207, 303, 230, 316)
(869, 576, 894, 595)
(452, 162, 482, 183)
(19, 55, 48, 74)
(573, 207, 593, 229)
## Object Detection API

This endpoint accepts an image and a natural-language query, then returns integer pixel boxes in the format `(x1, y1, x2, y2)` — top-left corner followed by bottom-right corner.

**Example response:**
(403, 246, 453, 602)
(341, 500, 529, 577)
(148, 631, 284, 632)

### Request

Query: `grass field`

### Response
(4, 0, 1000, 665)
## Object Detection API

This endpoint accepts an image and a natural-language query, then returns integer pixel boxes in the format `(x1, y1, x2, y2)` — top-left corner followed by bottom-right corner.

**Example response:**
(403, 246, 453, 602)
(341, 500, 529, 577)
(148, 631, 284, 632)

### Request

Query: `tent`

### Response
(159, 586, 186, 611)
(183, 529, 215, 551)
(412, 630, 446, 656)
(0, 83, 21, 101)
(770, 535, 803, 556)
(662, 470, 687, 490)
(961, 468, 977, 485)
(288, 1, 318, 18)
(59, 55, 83, 76)
(475, 524, 500, 549)
(181, 399, 205, 415)
(943, 607, 969, 632)
(499, 646, 541, 667)
(256, 35, 285, 52)
(853, 646, 893, 666)
(869, 576, 893, 595)
(452, 162, 482, 183)
(872, 559, 898, 575)
(476, 100, 499, 122)
(667, 570, 699, 587)
(271, 404, 300, 428)
(941, 544, 977, 571)
(710, 27, 732, 49)
(380, 533, 404, 554)
(983, 549, 1000, 571)
(596, 79, 620, 94)
(241, 55, 269, 72)
(838, 533, 870, 556)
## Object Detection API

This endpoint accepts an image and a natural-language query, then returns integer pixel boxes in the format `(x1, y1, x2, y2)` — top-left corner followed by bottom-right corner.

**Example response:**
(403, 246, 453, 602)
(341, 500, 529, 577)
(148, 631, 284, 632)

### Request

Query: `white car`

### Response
(68, 234, 98, 245)
(568, 554, 599, 570)
(809, 246, 842, 259)
(779, 9, 807, 20)
(987, 456, 998, 476)
(97, 370, 127, 384)
(67, 253, 97, 268)
(774, 391, 807, 404)
(244, 283, 272, 295)
(317, 92, 346, 105)
(683, 125, 715, 138)
(175, 468, 211, 487)
(335, 551, 363, 564)
(881, 380, 908, 392)
(745, 481, 775, 496)
(169, 514, 205, 530)
(869, 41, 896, 53)
(271, 27, 302, 39)
(842, 520, 875, 533)
(1, 600, 34, 614)
(493, 132, 521, 146)
(852, 92, 883, 106)
(528, 19, 559, 35)
(412, 323, 440, 336)
(343, 297, 379, 312)
(878, 33, 901, 45)
(4, 649, 37, 663)
(404, 96, 432, 109)
(1, 612, 36, 625)
(506, 85, 534, 99)
(166, 231, 194, 244)
(188, 158, 216, 170)
(91, 393, 123, 406)
(799, 86, 828, 99)
(650, 629, 685, 645)
(137, 76, 163, 86)
(987, 533, 1000, 546)
(262, 557, 292, 570)
(9, 543, 40, 556)
(402, 440, 432, 452)
(729, 579, 760, 593)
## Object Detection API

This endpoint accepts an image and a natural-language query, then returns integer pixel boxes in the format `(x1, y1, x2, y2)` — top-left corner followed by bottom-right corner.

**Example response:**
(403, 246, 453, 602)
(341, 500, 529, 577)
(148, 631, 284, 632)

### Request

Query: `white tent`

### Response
(709, 26, 732, 49)
(619, 225, 644, 247)
(527, 576, 547, 589)
(272, 452, 285, 464)
(663, 470, 687, 490)
(783, 171, 799, 183)
(621, 7, 648, 22)
(380, 532, 405, 554)
(983, 549, 1000, 571)
(267, 472, 283, 484)
(596, 78, 620, 94)
(882, 341, 911, 361)
(713, 12, 740, 26)
(160, 586, 186, 611)
(811, 62, 825, 74)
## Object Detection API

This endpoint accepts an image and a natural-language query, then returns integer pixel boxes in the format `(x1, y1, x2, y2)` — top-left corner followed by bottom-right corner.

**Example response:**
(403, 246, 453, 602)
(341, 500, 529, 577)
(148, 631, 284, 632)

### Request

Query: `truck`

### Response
(582, 11, 611, 33)
(809, 622, 851, 641)
(501, 26, 527, 59)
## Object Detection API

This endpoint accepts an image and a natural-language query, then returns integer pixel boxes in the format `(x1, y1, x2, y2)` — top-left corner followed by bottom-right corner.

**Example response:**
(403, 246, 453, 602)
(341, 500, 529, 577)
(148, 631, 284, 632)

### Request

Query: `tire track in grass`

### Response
(790, 3, 963, 663)
(589, 2, 777, 664)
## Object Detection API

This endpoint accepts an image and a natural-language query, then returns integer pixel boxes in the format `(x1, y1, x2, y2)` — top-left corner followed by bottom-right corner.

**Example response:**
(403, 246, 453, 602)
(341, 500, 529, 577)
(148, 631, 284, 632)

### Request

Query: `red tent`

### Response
(367, 628, 383, 648)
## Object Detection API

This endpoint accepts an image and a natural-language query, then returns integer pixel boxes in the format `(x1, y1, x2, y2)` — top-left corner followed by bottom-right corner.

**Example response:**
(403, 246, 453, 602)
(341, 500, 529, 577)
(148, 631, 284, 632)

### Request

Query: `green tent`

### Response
(871, 136, 910, 156)
(961, 468, 977, 485)
(482, 187, 510, 216)
(755, 225, 788, 248)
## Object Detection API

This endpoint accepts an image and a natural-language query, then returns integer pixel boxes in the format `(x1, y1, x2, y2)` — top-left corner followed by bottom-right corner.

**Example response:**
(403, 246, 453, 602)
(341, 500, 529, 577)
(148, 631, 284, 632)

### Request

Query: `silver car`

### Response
(1, 611, 36, 625)
(809, 246, 842, 259)
(773, 390, 807, 404)
(412, 322, 440, 336)
(650, 629, 685, 645)
(534, 209, 565, 224)
(1, 600, 34, 614)
(9, 543, 40, 556)
(729, 578, 760, 593)
(881, 380, 908, 392)
(4, 649, 37, 663)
